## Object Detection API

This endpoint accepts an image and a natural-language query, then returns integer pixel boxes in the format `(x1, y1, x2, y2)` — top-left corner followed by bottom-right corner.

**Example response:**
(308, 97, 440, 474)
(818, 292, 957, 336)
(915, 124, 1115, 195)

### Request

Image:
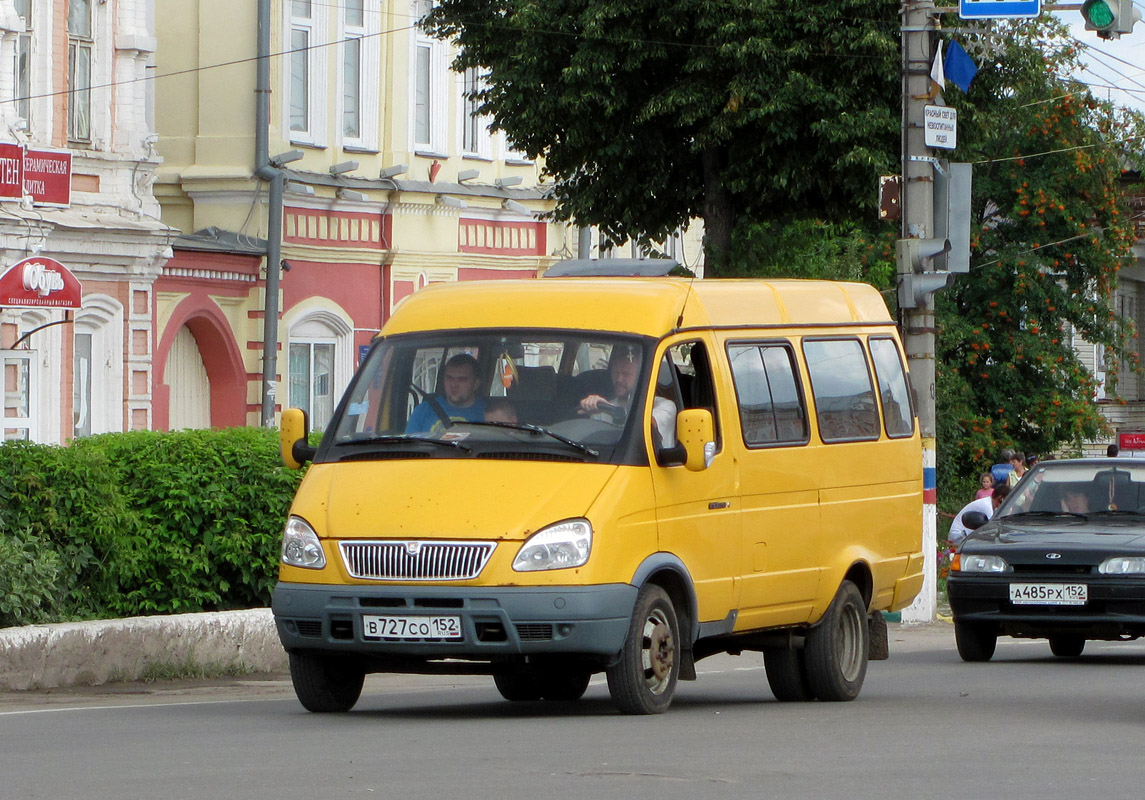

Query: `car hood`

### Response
(962, 514, 1145, 564)
(292, 460, 619, 541)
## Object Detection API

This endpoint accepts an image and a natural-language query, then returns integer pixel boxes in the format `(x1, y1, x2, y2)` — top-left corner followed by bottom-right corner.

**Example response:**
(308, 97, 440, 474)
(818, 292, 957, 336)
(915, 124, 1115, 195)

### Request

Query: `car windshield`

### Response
(998, 462, 1145, 517)
(318, 329, 655, 464)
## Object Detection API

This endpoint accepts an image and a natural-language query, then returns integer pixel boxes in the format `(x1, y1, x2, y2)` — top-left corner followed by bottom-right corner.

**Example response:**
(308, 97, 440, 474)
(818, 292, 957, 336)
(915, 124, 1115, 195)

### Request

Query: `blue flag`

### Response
(945, 39, 978, 93)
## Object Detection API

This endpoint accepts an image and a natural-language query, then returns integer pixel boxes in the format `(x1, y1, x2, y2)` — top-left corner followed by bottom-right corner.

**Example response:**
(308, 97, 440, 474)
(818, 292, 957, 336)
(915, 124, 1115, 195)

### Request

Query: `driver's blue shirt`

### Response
(406, 397, 487, 435)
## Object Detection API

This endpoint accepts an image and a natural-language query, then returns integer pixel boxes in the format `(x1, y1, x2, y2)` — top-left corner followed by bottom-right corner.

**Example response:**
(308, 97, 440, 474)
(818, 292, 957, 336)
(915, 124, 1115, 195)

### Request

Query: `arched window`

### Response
(73, 294, 124, 438)
(288, 309, 353, 432)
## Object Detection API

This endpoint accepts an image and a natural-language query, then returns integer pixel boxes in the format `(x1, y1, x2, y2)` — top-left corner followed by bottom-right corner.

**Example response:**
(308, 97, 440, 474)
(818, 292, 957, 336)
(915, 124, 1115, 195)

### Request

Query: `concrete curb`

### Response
(0, 608, 287, 692)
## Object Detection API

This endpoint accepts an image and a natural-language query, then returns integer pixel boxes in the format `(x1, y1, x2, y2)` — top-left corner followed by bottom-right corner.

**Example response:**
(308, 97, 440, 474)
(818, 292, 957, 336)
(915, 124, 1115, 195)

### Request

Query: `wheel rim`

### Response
(836, 602, 864, 683)
(640, 607, 675, 695)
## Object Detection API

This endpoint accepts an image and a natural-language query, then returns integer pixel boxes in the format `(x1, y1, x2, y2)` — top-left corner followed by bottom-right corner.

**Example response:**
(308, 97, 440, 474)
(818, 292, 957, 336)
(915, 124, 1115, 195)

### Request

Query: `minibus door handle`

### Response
(708, 501, 730, 510)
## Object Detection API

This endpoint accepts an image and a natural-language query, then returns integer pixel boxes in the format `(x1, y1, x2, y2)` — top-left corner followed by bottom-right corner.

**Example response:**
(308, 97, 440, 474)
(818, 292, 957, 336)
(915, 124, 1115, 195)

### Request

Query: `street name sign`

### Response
(960, 0, 1041, 18)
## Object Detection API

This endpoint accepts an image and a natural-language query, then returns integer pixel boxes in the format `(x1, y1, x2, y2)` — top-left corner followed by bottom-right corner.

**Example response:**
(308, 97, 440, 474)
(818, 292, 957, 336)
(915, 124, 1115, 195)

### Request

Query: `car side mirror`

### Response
(676, 409, 715, 472)
(281, 408, 317, 469)
(962, 511, 989, 531)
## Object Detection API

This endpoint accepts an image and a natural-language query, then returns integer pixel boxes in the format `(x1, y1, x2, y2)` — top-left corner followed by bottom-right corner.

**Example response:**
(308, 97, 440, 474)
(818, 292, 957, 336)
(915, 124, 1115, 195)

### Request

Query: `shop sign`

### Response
(0, 143, 72, 207)
(1119, 432, 1145, 452)
(0, 257, 83, 309)
(0, 142, 24, 200)
(24, 149, 72, 207)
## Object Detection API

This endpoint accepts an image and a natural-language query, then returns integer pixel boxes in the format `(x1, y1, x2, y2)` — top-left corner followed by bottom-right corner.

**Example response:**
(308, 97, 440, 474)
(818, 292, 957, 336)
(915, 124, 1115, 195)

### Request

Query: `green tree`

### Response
(424, 0, 901, 271)
(935, 16, 1143, 485)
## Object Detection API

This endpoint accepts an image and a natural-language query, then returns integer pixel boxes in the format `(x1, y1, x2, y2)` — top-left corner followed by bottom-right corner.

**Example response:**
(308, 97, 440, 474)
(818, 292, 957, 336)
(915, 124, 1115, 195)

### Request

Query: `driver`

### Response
(578, 346, 676, 446)
(406, 353, 486, 434)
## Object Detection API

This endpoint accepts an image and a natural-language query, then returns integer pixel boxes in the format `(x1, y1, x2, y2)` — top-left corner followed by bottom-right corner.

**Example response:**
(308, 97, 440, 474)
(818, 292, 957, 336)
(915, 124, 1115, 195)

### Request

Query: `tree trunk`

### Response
(701, 147, 734, 276)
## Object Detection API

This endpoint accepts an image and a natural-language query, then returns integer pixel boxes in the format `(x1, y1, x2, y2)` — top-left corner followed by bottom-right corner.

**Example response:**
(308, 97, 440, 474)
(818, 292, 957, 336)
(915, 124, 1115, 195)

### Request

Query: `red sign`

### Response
(23, 149, 72, 207)
(0, 142, 23, 200)
(1120, 432, 1145, 451)
(0, 257, 83, 309)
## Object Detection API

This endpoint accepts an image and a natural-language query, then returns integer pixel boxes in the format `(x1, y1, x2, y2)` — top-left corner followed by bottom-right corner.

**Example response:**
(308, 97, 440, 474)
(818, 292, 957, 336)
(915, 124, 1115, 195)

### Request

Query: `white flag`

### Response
(930, 42, 945, 100)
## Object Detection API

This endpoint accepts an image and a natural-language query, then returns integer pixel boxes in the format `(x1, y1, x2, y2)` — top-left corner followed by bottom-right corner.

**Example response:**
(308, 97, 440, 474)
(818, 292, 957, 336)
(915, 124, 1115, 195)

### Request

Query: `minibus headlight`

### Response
(513, 519, 592, 572)
(281, 516, 326, 569)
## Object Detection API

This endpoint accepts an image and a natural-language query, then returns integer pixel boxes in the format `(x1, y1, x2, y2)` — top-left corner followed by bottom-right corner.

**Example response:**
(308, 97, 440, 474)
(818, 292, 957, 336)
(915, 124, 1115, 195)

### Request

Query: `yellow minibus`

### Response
(275, 273, 923, 714)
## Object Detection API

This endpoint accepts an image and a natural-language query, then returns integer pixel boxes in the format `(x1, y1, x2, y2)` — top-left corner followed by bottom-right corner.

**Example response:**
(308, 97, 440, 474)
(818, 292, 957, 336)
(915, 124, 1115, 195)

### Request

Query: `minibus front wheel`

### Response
(606, 584, 680, 714)
(289, 652, 366, 713)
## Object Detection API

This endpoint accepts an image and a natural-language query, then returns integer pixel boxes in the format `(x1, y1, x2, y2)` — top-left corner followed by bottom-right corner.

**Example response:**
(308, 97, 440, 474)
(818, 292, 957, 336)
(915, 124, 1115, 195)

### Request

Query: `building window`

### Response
(2, 349, 34, 441)
(461, 67, 491, 158)
(73, 331, 92, 438)
(287, 0, 327, 145)
(340, 0, 379, 150)
(290, 341, 336, 432)
(411, 0, 444, 152)
(68, 0, 92, 143)
(14, 0, 30, 127)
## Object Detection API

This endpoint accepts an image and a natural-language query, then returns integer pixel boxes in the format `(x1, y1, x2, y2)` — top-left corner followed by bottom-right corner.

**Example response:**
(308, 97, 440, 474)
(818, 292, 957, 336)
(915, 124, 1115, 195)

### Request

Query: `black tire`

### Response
(1049, 635, 1086, 658)
(606, 584, 680, 715)
(763, 645, 815, 702)
(954, 621, 998, 662)
(539, 669, 592, 701)
(804, 581, 869, 702)
(288, 652, 365, 713)
(493, 672, 543, 702)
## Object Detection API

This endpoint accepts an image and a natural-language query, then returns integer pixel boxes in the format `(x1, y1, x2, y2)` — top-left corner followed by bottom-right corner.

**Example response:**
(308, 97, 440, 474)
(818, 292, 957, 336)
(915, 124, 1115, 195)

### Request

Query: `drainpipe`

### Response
(256, 0, 283, 428)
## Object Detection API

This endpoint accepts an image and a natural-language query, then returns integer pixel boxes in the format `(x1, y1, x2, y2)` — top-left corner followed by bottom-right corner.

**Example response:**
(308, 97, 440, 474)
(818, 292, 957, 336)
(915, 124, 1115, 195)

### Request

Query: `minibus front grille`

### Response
(340, 540, 496, 581)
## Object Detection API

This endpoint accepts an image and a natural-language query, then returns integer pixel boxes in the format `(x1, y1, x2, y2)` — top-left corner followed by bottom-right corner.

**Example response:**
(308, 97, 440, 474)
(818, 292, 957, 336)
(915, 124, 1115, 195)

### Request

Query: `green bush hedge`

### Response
(0, 428, 302, 627)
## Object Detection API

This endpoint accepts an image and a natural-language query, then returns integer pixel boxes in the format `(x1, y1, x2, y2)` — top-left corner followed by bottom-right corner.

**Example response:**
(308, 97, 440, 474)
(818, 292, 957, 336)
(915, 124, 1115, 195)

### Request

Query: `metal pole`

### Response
(256, 0, 282, 428)
(900, 0, 938, 623)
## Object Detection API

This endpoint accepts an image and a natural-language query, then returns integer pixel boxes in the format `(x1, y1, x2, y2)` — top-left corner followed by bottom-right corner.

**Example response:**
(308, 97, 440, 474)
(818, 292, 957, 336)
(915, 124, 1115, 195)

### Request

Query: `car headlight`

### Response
(513, 519, 592, 572)
(1099, 556, 1145, 575)
(955, 554, 1012, 573)
(281, 516, 326, 569)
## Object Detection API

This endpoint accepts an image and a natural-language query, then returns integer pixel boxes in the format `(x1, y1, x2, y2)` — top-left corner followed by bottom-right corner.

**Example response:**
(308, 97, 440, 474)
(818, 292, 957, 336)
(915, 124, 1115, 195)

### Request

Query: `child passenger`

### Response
(484, 398, 519, 424)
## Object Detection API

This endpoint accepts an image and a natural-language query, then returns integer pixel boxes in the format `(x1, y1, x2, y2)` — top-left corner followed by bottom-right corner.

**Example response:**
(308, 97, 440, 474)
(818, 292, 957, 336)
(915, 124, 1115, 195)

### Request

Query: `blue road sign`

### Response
(959, 0, 1040, 18)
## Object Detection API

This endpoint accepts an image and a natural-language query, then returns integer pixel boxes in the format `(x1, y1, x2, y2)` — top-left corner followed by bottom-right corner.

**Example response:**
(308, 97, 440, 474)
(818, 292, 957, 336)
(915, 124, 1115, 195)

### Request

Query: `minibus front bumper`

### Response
(272, 581, 638, 663)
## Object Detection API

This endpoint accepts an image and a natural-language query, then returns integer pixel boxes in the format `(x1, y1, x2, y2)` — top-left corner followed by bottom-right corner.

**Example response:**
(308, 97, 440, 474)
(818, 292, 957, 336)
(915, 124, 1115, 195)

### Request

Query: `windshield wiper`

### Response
(335, 435, 471, 453)
(460, 421, 599, 458)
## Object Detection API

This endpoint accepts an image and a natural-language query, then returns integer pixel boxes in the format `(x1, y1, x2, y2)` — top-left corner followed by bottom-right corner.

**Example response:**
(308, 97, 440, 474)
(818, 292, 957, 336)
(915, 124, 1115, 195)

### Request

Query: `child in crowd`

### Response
(976, 471, 995, 500)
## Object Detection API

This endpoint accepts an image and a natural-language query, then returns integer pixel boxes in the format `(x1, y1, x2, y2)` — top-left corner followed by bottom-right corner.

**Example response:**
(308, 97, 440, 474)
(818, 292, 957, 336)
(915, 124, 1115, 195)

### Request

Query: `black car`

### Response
(948, 458, 1145, 662)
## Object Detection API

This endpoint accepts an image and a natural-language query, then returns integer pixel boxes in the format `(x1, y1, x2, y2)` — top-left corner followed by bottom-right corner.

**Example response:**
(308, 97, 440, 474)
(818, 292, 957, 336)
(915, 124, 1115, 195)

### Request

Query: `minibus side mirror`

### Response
(962, 511, 989, 531)
(281, 408, 317, 470)
(676, 408, 715, 472)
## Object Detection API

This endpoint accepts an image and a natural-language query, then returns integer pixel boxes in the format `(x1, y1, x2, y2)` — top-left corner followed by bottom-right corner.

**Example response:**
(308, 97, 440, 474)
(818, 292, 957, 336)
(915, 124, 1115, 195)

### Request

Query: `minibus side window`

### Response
(666, 341, 720, 448)
(868, 337, 915, 438)
(727, 343, 808, 446)
(803, 338, 880, 443)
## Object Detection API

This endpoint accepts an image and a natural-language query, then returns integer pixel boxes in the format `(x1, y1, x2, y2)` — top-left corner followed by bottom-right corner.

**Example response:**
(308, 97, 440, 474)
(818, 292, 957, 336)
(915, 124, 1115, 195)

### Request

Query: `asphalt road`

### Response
(3, 624, 1145, 800)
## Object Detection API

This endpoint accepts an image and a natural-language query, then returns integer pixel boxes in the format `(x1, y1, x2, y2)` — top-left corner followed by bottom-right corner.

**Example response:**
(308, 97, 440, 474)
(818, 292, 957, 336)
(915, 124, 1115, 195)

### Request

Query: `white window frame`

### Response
(73, 294, 124, 438)
(338, 0, 380, 151)
(410, 0, 446, 154)
(285, 0, 328, 147)
(12, 308, 60, 443)
(1, 349, 35, 441)
(460, 66, 492, 159)
(67, 0, 92, 143)
(12, 0, 31, 129)
(287, 310, 353, 432)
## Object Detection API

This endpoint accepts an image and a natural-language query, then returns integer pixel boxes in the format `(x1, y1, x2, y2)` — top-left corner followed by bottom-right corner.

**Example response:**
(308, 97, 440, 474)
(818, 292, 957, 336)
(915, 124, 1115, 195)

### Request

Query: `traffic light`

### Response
(896, 239, 951, 309)
(1082, 0, 1142, 39)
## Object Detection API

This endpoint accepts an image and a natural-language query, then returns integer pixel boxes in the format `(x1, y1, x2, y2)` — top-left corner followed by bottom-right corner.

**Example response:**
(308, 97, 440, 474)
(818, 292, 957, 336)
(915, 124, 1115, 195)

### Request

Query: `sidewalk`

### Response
(0, 610, 952, 693)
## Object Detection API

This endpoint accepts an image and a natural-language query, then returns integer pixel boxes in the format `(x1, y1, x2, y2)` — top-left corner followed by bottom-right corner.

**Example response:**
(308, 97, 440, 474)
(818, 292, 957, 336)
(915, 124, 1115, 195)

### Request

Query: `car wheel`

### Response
(606, 584, 680, 715)
(493, 672, 543, 701)
(288, 652, 365, 713)
(1049, 635, 1086, 658)
(804, 581, 869, 702)
(763, 644, 815, 702)
(954, 621, 998, 662)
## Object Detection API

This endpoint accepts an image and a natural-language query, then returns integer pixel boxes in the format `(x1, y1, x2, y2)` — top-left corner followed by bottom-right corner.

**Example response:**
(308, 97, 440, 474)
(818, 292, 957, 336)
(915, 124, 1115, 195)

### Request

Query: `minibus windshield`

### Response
(320, 330, 654, 464)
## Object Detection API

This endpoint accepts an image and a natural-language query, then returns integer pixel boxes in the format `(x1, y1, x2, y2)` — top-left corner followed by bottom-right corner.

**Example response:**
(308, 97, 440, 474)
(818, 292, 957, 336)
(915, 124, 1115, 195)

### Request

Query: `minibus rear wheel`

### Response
(804, 581, 868, 702)
(606, 584, 680, 714)
(289, 652, 365, 713)
(763, 644, 815, 702)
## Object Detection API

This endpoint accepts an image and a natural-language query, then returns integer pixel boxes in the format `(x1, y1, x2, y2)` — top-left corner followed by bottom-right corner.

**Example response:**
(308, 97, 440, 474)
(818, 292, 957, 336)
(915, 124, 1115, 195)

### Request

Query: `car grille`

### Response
(516, 623, 554, 641)
(340, 540, 496, 581)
